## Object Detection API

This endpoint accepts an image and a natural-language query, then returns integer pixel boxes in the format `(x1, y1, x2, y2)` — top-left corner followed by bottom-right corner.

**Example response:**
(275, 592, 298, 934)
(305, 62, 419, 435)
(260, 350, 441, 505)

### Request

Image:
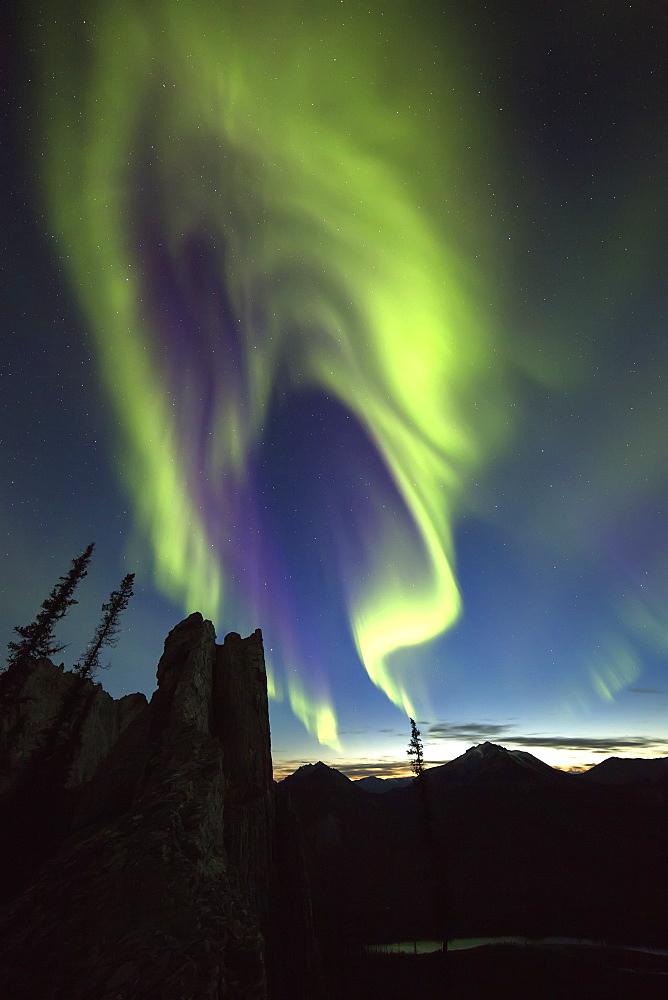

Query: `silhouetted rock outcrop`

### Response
(215, 631, 274, 921)
(0, 656, 146, 795)
(0, 613, 313, 1000)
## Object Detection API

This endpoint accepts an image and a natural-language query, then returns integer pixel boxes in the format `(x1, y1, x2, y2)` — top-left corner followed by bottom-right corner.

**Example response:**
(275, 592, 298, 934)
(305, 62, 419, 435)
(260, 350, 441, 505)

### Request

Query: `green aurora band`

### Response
(35, 0, 511, 745)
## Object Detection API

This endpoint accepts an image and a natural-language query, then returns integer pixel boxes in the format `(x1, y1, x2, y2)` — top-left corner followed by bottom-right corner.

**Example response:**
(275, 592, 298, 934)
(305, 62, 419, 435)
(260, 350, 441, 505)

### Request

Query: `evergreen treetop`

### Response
(407, 716, 425, 779)
(75, 573, 135, 678)
(6, 543, 95, 670)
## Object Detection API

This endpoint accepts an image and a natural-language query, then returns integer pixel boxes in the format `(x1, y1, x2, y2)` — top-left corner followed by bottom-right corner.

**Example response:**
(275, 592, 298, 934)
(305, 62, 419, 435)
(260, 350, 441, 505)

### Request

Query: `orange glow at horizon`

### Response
(272, 742, 668, 782)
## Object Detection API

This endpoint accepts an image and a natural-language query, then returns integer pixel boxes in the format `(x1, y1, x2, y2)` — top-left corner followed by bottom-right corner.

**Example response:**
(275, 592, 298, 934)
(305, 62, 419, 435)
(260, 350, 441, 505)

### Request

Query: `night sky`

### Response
(2, 0, 667, 777)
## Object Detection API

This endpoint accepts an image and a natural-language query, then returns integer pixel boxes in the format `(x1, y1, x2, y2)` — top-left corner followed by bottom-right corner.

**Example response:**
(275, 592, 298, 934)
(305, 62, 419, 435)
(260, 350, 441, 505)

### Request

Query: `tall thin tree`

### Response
(74, 573, 135, 678)
(5, 543, 95, 671)
(407, 717, 425, 779)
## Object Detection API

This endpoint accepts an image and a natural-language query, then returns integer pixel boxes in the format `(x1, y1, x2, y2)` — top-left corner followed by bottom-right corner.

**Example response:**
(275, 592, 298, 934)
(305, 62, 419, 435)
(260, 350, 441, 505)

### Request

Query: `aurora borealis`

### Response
(2, 0, 668, 775)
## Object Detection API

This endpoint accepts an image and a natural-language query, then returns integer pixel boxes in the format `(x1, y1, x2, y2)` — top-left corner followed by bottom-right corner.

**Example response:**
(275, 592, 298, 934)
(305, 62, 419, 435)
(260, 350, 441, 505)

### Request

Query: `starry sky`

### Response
(2, 0, 667, 778)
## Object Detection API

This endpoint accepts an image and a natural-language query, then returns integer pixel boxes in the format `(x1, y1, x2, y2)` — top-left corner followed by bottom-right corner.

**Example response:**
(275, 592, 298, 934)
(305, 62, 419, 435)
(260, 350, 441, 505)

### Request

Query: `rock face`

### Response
(215, 631, 274, 920)
(0, 656, 147, 794)
(0, 613, 294, 1000)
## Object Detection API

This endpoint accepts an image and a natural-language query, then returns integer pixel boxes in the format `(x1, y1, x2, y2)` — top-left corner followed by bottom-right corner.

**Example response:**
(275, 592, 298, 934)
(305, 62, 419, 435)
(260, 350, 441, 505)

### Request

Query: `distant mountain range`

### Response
(283, 743, 668, 793)
(415, 741, 567, 790)
(355, 775, 412, 794)
(277, 742, 668, 949)
(580, 754, 668, 785)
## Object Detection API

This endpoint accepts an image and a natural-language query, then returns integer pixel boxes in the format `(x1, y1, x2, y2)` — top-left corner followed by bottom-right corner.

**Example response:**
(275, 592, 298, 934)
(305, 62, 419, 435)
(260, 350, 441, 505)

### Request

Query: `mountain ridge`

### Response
(282, 742, 668, 791)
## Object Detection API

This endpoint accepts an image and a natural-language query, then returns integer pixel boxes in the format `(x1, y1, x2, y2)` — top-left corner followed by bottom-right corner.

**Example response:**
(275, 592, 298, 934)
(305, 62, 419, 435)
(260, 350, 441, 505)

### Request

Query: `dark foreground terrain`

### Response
(1, 614, 666, 999)
(327, 946, 668, 1000)
(279, 746, 668, 954)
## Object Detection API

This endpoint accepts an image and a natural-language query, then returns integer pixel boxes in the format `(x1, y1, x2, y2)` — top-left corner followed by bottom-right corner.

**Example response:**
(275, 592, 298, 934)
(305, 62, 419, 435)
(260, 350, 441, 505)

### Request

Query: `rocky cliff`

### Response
(0, 613, 311, 1000)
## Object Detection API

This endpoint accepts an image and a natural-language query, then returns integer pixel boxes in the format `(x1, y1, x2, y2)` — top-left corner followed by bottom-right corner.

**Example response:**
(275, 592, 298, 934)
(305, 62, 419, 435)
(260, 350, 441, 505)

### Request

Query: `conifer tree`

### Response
(74, 573, 135, 678)
(407, 717, 425, 779)
(5, 543, 95, 671)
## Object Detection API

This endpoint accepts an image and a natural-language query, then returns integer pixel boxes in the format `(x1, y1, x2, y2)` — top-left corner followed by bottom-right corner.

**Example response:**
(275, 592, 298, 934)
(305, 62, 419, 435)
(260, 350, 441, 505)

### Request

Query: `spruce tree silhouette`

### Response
(5, 542, 95, 672)
(75, 573, 135, 678)
(407, 717, 425, 779)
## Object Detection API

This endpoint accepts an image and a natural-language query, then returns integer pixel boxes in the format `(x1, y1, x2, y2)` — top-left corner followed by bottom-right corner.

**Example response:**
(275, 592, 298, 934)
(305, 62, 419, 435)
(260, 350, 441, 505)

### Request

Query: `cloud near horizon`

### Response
(428, 722, 512, 743)
(504, 734, 668, 754)
(428, 721, 668, 756)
